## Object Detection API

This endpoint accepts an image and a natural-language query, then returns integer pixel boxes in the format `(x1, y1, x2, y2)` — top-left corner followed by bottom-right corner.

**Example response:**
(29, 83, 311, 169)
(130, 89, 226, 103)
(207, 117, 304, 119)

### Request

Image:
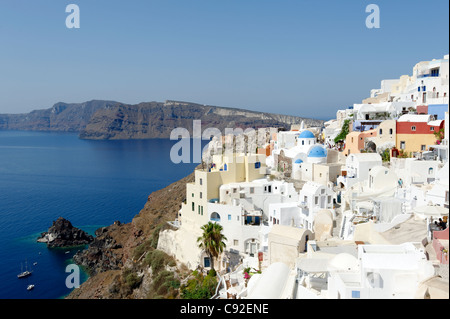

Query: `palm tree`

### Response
(197, 222, 227, 271)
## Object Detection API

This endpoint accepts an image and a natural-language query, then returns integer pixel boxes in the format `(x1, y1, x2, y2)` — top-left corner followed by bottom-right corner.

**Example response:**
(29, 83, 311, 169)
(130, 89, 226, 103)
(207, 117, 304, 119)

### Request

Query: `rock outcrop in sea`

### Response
(37, 217, 94, 248)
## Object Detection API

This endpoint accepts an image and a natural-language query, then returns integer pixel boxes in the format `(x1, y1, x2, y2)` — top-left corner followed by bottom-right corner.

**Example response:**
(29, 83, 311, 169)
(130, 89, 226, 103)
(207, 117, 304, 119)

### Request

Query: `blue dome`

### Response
(295, 159, 303, 164)
(299, 130, 315, 139)
(308, 146, 327, 158)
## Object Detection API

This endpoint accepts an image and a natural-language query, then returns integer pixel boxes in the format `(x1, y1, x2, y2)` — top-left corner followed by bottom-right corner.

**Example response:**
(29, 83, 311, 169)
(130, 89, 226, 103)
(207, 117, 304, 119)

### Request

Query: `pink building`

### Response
(344, 129, 377, 155)
(433, 227, 449, 265)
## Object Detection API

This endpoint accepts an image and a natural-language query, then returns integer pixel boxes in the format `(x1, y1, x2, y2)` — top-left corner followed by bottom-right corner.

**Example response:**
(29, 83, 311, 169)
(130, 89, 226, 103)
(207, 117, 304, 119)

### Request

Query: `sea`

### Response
(0, 130, 203, 299)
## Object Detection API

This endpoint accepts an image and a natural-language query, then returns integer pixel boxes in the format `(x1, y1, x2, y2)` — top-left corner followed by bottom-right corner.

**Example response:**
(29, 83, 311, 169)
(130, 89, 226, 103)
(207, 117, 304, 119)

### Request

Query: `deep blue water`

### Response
(0, 131, 202, 299)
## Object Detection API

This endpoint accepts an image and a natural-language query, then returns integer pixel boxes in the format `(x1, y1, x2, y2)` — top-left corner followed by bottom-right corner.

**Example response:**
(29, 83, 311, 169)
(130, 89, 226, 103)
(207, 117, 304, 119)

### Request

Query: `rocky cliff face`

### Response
(67, 169, 196, 298)
(1, 99, 323, 139)
(37, 217, 94, 248)
(0, 100, 119, 132)
(79, 100, 323, 140)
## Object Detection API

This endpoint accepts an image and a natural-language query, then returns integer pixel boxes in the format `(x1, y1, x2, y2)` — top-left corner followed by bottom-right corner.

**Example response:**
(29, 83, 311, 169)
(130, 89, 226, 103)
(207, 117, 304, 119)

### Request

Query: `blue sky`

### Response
(0, 0, 448, 119)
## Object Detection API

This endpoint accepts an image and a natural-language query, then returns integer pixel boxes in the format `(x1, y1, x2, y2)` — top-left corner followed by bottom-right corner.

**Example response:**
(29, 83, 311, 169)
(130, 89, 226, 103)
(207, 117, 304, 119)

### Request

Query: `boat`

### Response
(17, 261, 33, 279)
(33, 262, 38, 266)
(27, 285, 35, 291)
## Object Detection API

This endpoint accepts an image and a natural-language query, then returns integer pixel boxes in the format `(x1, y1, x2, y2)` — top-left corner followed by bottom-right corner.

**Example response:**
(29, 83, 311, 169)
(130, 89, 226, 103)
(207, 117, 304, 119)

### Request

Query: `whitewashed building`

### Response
(338, 153, 382, 189)
(326, 243, 435, 299)
(298, 181, 335, 232)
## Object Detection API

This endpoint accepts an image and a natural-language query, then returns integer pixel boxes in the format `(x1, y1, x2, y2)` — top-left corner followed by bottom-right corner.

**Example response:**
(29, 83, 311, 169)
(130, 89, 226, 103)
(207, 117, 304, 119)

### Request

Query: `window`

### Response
(430, 127, 435, 131)
(389, 128, 393, 135)
(200, 192, 202, 199)
(210, 212, 220, 221)
(250, 187, 254, 194)
(421, 145, 426, 151)
(429, 168, 434, 175)
(315, 197, 319, 205)
(379, 128, 383, 135)
(228, 214, 231, 221)
(411, 126, 416, 131)
(400, 141, 405, 150)
(233, 240, 239, 246)
(431, 68, 439, 77)
(199, 178, 203, 185)
(255, 162, 261, 169)
(192, 202, 195, 211)
(268, 185, 272, 193)
(192, 193, 194, 198)
(352, 291, 361, 299)
(204, 257, 211, 268)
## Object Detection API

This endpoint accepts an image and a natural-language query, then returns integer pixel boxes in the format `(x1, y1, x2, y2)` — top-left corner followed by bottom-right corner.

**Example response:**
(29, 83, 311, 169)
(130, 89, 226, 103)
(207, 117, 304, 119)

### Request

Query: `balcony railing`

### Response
(417, 73, 439, 79)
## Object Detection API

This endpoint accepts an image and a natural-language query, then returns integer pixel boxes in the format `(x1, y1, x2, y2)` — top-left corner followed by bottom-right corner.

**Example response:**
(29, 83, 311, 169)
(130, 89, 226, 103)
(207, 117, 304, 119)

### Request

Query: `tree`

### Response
(197, 222, 227, 271)
(334, 119, 351, 144)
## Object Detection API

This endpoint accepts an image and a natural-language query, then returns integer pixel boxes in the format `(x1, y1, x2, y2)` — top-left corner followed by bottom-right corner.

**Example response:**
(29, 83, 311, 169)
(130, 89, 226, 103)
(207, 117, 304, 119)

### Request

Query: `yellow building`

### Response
(179, 153, 267, 229)
(396, 114, 444, 154)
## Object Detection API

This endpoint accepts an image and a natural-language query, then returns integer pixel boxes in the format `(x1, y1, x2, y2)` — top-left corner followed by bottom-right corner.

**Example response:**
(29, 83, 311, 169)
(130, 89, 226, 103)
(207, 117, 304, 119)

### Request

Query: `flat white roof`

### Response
(397, 114, 432, 123)
(428, 120, 443, 126)
(348, 153, 382, 162)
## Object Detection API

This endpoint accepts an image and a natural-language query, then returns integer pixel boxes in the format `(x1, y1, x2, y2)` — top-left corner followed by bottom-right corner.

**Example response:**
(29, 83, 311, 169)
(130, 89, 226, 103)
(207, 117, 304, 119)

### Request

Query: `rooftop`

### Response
(308, 145, 327, 158)
(397, 114, 432, 123)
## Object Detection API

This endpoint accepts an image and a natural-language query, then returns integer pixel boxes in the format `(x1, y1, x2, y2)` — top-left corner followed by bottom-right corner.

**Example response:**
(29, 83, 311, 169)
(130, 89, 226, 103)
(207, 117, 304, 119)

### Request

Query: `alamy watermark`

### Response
(65, 4, 380, 30)
(65, 264, 80, 289)
(65, 4, 80, 29)
(366, 4, 380, 29)
(170, 120, 273, 167)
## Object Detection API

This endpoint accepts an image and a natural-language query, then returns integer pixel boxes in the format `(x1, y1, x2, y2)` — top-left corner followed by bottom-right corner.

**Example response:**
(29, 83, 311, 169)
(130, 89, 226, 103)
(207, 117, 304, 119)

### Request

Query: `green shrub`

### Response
(123, 269, 142, 290)
(133, 239, 153, 260)
(180, 270, 218, 299)
(144, 249, 171, 273)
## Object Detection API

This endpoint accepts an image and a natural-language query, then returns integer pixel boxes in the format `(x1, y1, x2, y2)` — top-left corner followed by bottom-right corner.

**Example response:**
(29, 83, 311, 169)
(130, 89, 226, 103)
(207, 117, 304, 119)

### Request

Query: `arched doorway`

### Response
(210, 212, 221, 222)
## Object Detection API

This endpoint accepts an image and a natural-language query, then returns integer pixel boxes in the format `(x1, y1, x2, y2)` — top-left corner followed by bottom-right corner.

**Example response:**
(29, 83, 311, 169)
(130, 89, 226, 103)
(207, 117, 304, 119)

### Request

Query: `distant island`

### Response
(0, 100, 324, 140)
